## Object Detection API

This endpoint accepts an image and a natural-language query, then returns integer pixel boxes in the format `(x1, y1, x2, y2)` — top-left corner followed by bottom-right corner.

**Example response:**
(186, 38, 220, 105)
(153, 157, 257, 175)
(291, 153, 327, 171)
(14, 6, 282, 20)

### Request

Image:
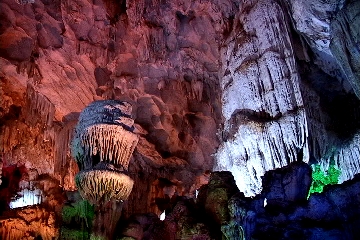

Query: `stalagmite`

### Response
(71, 100, 139, 204)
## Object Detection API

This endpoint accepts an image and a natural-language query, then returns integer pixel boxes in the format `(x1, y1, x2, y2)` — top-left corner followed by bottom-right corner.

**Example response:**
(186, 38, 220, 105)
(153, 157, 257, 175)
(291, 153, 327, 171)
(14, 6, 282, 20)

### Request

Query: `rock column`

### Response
(71, 100, 139, 239)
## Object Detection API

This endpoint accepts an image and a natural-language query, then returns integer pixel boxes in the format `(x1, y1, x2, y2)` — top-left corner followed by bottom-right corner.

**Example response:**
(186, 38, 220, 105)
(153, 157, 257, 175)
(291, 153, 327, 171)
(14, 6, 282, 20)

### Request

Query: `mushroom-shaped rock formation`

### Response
(71, 100, 139, 204)
(75, 169, 134, 204)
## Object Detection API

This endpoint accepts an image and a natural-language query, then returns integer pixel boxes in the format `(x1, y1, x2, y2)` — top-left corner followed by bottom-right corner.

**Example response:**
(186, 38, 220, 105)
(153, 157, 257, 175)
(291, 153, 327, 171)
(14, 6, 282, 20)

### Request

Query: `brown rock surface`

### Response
(0, 206, 58, 240)
(0, 0, 224, 217)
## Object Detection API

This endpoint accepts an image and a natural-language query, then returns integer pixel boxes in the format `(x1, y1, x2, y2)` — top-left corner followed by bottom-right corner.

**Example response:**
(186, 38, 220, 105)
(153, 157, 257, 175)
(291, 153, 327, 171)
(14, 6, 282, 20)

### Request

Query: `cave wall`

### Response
(0, 0, 359, 216)
(0, 0, 230, 216)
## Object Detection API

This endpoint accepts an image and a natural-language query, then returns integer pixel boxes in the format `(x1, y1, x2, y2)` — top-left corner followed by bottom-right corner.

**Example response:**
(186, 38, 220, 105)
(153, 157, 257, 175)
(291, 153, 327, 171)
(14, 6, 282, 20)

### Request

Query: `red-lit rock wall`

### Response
(0, 0, 230, 216)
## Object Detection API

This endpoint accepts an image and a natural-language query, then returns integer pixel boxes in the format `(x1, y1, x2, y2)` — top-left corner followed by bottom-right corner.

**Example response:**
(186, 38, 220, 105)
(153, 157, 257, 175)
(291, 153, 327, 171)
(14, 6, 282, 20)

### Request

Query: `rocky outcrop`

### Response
(117, 164, 360, 239)
(251, 164, 360, 240)
(329, 0, 360, 98)
(214, 0, 308, 196)
(0, 206, 58, 240)
(284, 0, 346, 83)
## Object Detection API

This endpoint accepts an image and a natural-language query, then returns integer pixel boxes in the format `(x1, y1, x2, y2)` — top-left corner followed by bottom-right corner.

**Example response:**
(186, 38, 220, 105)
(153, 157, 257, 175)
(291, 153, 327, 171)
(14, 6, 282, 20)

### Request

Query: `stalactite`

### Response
(25, 83, 55, 127)
(72, 100, 138, 171)
(214, 0, 309, 196)
(54, 123, 75, 175)
(79, 124, 139, 170)
(191, 79, 203, 101)
(301, 83, 360, 186)
(71, 100, 139, 205)
(333, 132, 360, 184)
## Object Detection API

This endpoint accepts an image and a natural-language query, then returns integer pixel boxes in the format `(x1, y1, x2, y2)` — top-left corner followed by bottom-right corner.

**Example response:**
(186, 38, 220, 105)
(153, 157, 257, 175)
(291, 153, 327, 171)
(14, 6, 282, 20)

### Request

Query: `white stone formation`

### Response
(333, 132, 360, 184)
(214, 0, 309, 196)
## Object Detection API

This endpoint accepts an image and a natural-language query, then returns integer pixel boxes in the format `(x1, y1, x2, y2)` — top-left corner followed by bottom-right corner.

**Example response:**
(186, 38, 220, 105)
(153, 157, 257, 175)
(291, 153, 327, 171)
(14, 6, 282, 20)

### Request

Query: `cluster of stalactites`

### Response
(74, 124, 139, 171)
(71, 100, 138, 204)
(72, 100, 139, 171)
(75, 170, 134, 204)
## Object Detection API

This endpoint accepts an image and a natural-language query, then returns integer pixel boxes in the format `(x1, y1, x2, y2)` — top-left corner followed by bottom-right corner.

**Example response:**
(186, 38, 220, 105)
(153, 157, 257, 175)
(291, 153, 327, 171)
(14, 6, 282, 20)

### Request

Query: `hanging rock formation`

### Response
(214, 0, 309, 196)
(289, 0, 360, 189)
(72, 100, 139, 204)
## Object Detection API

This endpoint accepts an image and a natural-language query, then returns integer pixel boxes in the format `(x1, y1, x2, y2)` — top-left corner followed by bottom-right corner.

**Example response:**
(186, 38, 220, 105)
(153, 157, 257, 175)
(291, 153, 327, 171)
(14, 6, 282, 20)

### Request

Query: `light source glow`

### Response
(160, 210, 166, 221)
(9, 188, 42, 209)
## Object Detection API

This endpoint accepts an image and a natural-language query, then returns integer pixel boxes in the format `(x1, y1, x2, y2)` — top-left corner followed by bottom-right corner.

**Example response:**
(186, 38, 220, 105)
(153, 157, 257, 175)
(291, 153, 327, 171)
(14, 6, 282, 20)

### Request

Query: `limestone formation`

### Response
(286, 0, 360, 98)
(75, 169, 134, 204)
(214, 0, 309, 196)
(0, 206, 58, 240)
(72, 100, 138, 169)
(72, 100, 138, 204)
(329, 0, 360, 98)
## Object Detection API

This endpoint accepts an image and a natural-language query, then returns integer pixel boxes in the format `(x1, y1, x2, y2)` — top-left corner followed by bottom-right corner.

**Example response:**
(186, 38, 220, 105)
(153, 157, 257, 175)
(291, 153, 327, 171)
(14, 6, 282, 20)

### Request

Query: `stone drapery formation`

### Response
(214, 0, 360, 196)
(71, 100, 139, 204)
(287, 0, 360, 188)
(214, 0, 309, 196)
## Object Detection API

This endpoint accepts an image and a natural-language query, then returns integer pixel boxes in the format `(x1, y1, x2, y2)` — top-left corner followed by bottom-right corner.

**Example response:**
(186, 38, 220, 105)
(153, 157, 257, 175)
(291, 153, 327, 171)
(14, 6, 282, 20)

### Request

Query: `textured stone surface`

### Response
(284, 0, 339, 79)
(0, 28, 34, 61)
(222, 164, 360, 240)
(0, 0, 360, 235)
(0, 206, 58, 240)
(286, 0, 360, 97)
(119, 198, 212, 240)
(330, 0, 360, 98)
(261, 162, 311, 209)
(0, 0, 224, 216)
(214, 0, 308, 196)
